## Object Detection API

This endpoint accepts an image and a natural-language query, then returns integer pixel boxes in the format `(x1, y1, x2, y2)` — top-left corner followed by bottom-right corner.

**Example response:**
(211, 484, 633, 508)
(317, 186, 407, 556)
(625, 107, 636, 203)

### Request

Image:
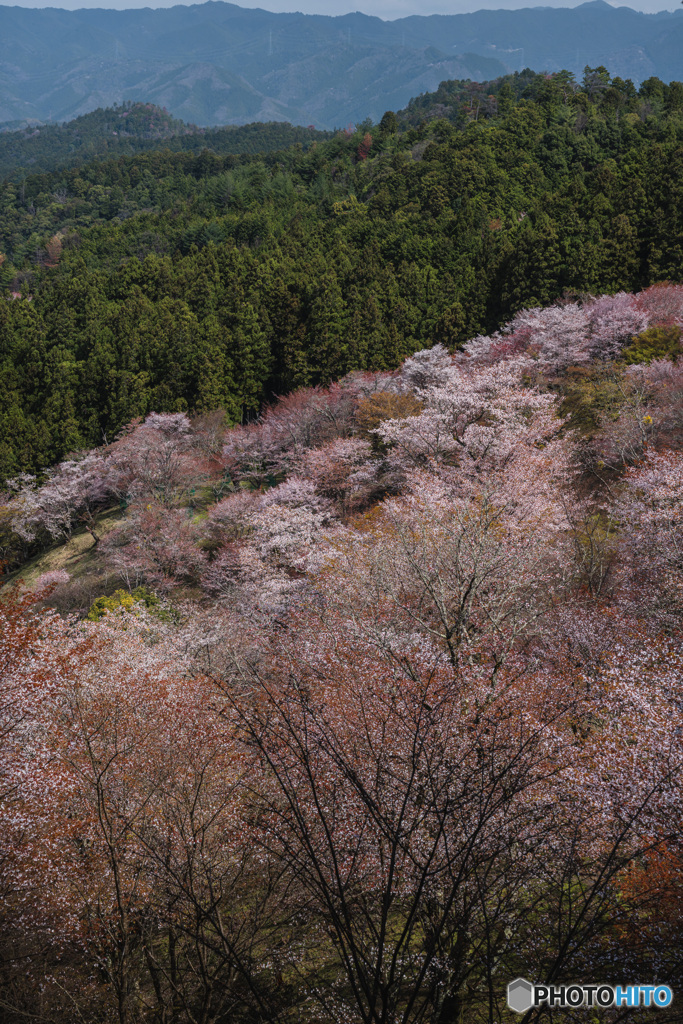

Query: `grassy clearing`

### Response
(1, 507, 122, 593)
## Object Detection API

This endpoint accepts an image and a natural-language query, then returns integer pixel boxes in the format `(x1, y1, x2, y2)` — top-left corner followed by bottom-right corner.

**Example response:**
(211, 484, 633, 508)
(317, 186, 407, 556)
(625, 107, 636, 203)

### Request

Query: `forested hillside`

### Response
(1, 67, 683, 484)
(0, 103, 330, 181)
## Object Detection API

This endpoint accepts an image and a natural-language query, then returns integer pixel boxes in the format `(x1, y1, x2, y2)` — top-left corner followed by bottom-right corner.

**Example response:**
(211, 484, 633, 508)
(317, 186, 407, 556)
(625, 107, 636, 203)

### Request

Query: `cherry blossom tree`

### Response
(462, 287, 682, 372)
(5, 412, 220, 558)
(314, 460, 575, 676)
(201, 478, 333, 613)
(507, 302, 592, 371)
(104, 411, 212, 507)
(102, 502, 206, 592)
(464, 304, 590, 371)
(375, 359, 562, 478)
(8, 451, 110, 545)
(587, 290, 650, 360)
(222, 380, 364, 487)
(0, 577, 70, 807)
(613, 448, 683, 621)
(4, 282, 683, 1024)
(462, 328, 529, 365)
(225, 596, 683, 1024)
(398, 343, 454, 390)
(309, 358, 585, 673)
(226, 622, 561, 1024)
(201, 542, 305, 616)
(0, 590, 292, 1024)
(205, 487, 260, 539)
(634, 281, 683, 326)
(195, 477, 338, 616)
(586, 360, 676, 477)
(296, 438, 376, 510)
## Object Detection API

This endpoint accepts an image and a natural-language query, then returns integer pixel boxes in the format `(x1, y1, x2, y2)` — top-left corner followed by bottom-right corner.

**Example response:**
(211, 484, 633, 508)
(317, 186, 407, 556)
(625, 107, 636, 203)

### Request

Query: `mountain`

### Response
(1, 1, 681, 129)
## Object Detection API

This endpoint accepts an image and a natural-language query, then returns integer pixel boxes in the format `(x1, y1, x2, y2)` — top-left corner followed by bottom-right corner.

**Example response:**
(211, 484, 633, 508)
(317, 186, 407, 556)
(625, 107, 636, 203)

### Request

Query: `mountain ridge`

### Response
(0, 101, 332, 179)
(1, 1, 682, 127)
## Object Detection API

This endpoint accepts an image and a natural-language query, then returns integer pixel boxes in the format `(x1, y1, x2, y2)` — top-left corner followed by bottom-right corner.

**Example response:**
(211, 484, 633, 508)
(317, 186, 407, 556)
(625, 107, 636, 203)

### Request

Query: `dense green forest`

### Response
(0, 103, 330, 181)
(1, 66, 682, 483)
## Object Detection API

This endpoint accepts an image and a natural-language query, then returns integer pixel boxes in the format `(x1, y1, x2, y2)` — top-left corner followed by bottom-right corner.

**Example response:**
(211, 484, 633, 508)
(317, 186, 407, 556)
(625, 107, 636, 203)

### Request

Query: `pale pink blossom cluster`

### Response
(614, 449, 683, 619)
(221, 379, 367, 485)
(463, 284, 682, 370)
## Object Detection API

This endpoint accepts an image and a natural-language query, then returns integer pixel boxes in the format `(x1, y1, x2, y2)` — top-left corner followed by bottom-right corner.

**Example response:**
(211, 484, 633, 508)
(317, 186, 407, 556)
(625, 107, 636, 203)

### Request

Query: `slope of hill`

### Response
(0, 68, 682, 485)
(0, 102, 330, 180)
(1, 1, 682, 127)
(2, 284, 682, 1023)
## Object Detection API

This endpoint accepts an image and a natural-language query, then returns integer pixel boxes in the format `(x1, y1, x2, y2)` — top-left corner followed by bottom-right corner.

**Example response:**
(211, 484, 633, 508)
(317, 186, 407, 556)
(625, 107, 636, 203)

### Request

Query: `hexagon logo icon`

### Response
(507, 977, 534, 1014)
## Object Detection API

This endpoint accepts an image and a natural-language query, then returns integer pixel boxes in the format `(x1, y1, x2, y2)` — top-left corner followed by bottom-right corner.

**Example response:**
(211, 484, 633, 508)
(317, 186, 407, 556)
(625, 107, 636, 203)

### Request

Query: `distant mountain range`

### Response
(1, 1, 682, 129)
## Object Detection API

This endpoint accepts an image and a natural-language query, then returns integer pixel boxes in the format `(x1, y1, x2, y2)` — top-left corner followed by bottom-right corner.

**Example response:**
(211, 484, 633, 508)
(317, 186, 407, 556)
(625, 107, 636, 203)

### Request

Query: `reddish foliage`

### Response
(357, 131, 372, 160)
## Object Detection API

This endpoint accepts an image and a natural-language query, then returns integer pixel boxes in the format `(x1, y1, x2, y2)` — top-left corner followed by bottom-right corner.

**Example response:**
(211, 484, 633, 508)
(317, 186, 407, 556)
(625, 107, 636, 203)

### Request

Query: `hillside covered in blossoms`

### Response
(1, 281, 682, 1022)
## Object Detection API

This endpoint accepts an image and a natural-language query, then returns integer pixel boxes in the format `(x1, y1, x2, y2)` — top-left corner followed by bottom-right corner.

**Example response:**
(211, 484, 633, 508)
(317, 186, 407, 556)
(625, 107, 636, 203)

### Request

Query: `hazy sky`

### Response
(0, 0, 680, 16)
